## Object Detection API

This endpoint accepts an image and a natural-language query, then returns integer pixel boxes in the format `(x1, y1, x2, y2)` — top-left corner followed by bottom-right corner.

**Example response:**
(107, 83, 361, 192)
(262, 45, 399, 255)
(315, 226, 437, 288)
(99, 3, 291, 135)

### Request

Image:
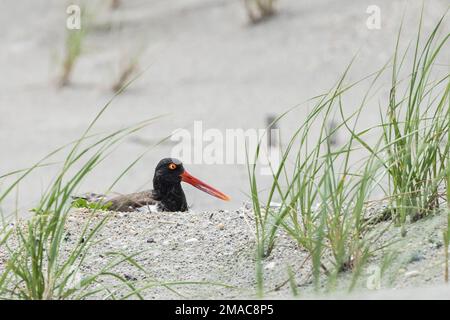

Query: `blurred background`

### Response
(0, 0, 448, 215)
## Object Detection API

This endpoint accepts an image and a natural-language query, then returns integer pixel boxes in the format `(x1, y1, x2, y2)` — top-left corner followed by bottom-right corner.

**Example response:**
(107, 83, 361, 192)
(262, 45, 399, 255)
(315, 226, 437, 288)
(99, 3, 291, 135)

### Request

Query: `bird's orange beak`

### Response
(181, 170, 230, 201)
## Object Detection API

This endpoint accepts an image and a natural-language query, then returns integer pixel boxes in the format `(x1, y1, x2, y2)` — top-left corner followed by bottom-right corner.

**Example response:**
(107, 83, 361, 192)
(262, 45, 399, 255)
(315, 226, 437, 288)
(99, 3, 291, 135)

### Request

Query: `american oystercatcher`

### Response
(75, 158, 230, 212)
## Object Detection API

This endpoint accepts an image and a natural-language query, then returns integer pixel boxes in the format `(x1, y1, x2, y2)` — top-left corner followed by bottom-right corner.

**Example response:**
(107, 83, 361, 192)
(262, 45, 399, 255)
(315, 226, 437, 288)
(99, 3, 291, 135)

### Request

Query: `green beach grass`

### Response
(247, 9, 449, 296)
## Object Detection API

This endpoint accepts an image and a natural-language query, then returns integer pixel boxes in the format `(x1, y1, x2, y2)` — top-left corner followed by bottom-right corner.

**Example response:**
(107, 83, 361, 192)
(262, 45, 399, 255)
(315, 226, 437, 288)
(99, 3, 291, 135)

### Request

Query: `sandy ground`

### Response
(2, 204, 449, 299)
(51, 206, 450, 299)
(1, 0, 449, 215)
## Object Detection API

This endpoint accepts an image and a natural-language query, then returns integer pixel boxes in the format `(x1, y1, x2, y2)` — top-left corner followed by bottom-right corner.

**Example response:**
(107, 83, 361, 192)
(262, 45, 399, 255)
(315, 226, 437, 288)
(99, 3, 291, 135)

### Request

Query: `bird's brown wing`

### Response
(106, 190, 157, 212)
(74, 190, 157, 212)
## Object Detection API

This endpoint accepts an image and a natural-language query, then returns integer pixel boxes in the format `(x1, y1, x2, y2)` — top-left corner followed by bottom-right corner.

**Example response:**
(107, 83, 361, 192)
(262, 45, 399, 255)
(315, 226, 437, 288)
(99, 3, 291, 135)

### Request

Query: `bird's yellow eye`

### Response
(168, 163, 177, 170)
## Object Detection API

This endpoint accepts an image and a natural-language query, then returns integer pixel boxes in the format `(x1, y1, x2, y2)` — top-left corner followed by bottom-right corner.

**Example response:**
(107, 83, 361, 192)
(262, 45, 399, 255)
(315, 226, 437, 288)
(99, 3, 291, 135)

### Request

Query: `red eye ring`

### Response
(168, 163, 177, 170)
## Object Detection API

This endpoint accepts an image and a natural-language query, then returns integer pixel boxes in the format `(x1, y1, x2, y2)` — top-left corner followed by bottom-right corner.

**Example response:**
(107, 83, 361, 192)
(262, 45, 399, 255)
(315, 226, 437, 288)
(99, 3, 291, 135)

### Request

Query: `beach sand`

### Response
(2, 204, 449, 299)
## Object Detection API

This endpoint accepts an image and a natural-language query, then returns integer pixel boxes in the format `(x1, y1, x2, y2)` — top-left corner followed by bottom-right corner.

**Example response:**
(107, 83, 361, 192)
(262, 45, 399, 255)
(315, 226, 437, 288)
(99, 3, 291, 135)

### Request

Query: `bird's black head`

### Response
(153, 158, 185, 185)
(152, 157, 230, 212)
(152, 158, 187, 212)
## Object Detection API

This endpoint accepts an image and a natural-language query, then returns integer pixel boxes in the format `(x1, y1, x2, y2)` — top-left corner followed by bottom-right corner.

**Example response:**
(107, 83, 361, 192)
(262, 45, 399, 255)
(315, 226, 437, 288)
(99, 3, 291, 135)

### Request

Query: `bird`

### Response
(73, 158, 230, 212)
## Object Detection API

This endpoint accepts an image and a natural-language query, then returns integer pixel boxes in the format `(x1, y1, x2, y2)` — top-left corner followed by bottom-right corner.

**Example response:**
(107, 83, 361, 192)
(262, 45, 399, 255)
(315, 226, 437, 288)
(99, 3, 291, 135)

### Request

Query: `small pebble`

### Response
(185, 238, 199, 244)
(405, 270, 420, 278)
(435, 241, 443, 249)
(408, 252, 424, 263)
(146, 238, 155, 244)
(217, 223, 225, 230)
(123, 274, 137, 281)
(64, 232, 71, 242)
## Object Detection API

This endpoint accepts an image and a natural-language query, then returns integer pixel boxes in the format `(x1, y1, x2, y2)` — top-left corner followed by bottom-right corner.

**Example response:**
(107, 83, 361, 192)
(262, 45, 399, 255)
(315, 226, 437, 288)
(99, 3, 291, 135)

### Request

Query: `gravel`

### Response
(26, 205, 312, 299)
(3, 202, 450, 299)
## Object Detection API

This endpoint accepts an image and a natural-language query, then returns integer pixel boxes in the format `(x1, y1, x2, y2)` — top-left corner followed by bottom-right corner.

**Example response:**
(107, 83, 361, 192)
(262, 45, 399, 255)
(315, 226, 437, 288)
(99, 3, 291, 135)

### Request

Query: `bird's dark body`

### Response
(152, 182, 188, 212)
(77, 158, 188, 212)
(74, 157, 229, 212)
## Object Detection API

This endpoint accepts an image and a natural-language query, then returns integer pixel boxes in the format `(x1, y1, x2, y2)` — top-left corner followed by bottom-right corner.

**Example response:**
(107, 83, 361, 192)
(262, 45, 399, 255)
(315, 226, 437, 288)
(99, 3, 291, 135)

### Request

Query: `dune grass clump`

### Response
(110, 0, 121, 10)
(248, 65, 387, 295)
(58, 12, 88, 87)
(244, 0, 278, 24)
(247, 11, 449, 296)
(380, 14, 450, 226)
(0, 91, 161, 298)
(112, 55, 140, 93)
(445, 116, 450, 283)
